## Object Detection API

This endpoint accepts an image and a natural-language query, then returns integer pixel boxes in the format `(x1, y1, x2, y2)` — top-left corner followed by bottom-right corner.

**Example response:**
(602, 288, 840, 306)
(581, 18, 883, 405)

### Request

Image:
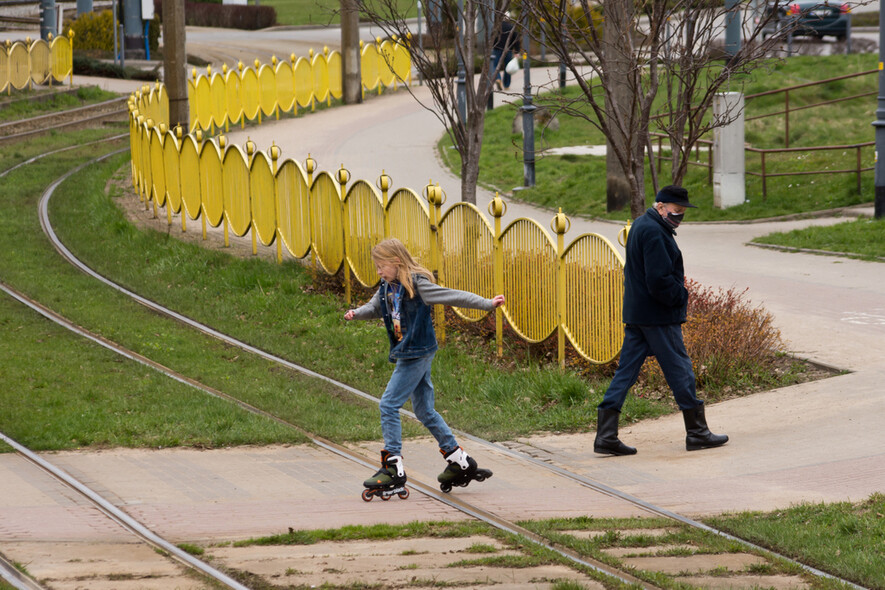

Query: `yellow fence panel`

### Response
(241, 66, 260, 122)
(310, 171, 344, 274)
(222, 144, 251, 237)
(387, 187, 431, 268)
(139, 119, 152, 201)
(390, 39, 411, 85)
(360, 42, 380, 94)
(327, 51, 342, 100)
(149, 126, 167, 207)
(275, 58, 295, 113)
(224, 66, 243, 127)
(500, 218, 557, 343)
(200, 139, 224, 227)
(312, 50, 330, 105)
(50, 33, 73, 83)
(194, 73, 213, 131)
(9, 41, 30, 90)
(438, 203, 495, 322)
(378, 39, 396, 89)
(187, 77, 198, 129)
(562, 234, 625, 364)
(128, 113, 140, 191)
(258, 62, 276, 117)
(343, 180, 384, 287)
(180, 135, 202, 220)
(250, 150, 277, 247)
(28, 38, 50, 85)
(276, 158, 311, 258)
(210, 71, 227, 129)
(0, 47, 9, 92)
(163, 130, 183, 219)
(294, 56, 313, 109)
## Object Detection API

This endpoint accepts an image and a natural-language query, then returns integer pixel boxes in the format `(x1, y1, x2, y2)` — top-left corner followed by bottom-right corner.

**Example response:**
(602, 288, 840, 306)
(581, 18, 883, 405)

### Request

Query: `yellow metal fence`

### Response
(136, 38, 412, 134)
(1, 33, 74, 94)
(127, 40, 626, 365)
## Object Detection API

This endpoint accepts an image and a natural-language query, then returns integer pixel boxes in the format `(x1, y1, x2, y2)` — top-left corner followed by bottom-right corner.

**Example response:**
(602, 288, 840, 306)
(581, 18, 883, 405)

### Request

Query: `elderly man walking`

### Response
(594, 185, 729, 456)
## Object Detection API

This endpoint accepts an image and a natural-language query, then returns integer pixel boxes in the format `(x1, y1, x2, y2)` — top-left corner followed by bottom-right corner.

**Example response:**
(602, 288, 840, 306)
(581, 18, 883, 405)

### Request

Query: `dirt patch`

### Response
(207, 536, 605, 590)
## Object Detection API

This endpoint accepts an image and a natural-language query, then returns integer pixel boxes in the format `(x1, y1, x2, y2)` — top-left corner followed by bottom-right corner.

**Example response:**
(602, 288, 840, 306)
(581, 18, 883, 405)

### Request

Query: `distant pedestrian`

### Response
(594, 186, 729, 455)
(344, 238, 505, 495)
(492, 13, 520, 90)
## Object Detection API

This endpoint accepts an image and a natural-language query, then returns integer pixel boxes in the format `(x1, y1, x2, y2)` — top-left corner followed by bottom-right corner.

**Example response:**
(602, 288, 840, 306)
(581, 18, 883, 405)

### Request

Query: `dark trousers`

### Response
(598, 324, 702, 412)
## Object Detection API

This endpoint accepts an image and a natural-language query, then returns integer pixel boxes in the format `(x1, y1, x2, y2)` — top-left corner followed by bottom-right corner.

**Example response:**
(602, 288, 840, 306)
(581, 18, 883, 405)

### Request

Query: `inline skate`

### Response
(437, 447, 492, 493)
(361, 450, 409, 501)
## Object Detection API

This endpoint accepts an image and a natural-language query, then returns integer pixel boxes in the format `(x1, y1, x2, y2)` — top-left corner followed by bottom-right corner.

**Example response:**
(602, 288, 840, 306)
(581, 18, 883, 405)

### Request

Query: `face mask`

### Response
(664, 212, 684, 228)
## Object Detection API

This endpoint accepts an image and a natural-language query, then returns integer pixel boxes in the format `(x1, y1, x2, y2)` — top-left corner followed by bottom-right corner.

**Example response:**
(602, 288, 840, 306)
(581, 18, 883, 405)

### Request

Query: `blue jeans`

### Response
(598, 324, 702, 412)
(379, 353, 458, 456)
(492, 49, 513, 88)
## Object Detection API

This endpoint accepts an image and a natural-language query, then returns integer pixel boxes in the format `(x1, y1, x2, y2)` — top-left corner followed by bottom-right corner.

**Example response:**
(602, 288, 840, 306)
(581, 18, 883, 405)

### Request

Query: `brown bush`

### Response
(639, 278, 785, 399)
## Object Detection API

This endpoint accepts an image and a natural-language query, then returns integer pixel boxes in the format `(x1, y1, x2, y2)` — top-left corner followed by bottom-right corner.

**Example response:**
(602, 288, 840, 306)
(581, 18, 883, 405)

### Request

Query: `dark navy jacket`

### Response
(622, 207, 688, 326)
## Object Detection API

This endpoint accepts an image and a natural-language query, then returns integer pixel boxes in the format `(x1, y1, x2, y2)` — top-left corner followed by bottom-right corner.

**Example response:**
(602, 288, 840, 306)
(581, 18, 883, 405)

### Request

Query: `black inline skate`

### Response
(437, 447, 492, 493)
(361, 450, 410, 502)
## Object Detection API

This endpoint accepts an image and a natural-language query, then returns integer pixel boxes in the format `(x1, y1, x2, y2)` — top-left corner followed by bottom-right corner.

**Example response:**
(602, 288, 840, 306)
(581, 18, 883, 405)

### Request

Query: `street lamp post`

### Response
(521, 7, 535, 187)
(874, 22, 885, 218)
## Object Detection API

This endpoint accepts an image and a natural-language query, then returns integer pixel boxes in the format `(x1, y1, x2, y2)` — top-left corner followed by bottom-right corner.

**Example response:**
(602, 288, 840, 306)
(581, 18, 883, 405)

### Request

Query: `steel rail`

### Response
(15, 144, 869, 589)
(0, 428, 251, 590)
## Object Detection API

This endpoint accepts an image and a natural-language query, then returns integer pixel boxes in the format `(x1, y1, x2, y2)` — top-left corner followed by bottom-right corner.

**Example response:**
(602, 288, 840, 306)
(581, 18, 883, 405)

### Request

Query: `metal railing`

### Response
(135, 37, 413, 134)
(1, 33, 74, 94)
(128, 80, 627, 365)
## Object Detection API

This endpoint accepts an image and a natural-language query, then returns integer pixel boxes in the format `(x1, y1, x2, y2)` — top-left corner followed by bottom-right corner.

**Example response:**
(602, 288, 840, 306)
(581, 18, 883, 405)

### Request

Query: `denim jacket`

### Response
(350, 274, 496, 362)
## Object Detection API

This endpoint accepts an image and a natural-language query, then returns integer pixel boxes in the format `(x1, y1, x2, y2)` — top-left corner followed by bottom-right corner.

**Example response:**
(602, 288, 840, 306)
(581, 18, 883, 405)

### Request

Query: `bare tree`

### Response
(521, 0, 815, 218)
(352, 0, 515, 204)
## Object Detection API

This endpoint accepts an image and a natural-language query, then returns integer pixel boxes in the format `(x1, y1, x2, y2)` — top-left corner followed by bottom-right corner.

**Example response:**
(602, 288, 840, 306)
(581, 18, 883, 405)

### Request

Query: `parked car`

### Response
(761, 1, 850, 41)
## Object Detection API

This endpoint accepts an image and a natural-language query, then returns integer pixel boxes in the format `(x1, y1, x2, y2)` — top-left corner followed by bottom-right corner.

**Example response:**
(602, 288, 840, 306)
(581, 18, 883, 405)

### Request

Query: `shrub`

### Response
(639, 278, 785, 399)
(65, 10, 115, 53)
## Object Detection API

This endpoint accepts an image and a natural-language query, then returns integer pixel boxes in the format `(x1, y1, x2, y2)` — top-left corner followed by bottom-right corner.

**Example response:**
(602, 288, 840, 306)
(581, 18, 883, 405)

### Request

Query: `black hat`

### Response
(655, 185, 697, 208)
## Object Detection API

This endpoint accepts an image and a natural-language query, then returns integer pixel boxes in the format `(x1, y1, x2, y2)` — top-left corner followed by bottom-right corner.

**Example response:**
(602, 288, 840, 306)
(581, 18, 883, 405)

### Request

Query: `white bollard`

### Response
(713, 91, 746, 209)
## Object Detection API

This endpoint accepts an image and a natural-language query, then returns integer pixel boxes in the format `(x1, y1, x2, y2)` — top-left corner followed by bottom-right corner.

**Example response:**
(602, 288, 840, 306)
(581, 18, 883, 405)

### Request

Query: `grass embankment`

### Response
(441, 52, 885, 259)
(0, 86, 119, 123)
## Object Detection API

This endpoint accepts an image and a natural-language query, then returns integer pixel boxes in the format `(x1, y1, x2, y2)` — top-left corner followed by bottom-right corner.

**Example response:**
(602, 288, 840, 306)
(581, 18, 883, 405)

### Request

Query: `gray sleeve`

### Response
(414, 275, 495, 311)
(350, 289, 384, 320)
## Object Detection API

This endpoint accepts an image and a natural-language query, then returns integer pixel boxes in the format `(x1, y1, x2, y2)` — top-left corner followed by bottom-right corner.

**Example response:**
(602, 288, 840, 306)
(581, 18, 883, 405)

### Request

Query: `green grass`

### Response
(441, 53, 878, 224)
(0, 134, 400, 450)
(752, 217, 885, 260)
(262, 0, 419, 26)
(0, 86, 119, 122)
(706, 493, 885, 589)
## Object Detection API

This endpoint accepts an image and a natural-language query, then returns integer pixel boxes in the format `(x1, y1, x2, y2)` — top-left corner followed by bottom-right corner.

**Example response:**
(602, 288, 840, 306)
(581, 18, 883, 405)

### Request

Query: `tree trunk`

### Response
(603, 0, 636, 213)
(162, 0, 188, 130)
(341, 0, 362, 105)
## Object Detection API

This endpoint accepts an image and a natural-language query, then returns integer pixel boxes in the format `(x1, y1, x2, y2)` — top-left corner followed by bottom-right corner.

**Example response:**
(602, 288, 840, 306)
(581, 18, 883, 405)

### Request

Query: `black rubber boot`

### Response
(683, 405, 729, 451)
(593, 408, 637, 455)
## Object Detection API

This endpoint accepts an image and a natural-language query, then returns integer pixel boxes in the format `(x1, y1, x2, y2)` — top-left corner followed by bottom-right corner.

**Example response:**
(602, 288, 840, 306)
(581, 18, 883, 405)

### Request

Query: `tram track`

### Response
(0, 141, 868, 589)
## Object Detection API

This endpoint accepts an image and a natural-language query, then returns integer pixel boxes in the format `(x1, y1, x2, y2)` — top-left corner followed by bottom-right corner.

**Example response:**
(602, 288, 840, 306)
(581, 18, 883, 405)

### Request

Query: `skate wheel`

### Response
(361, 489, 373, 502)
(380, 493, 391, 501)
(398, 488, 410, 500)
(440, 483, 452, 493)
(474, 473, 486, 482)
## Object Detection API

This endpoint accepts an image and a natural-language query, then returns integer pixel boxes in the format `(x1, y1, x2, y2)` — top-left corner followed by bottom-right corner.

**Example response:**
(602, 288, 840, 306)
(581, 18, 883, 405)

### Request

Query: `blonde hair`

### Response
(371, 238, 435, 297)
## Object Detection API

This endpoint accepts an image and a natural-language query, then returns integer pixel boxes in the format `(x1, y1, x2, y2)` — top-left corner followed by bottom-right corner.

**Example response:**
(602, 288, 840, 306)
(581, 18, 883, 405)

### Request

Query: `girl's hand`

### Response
(491, 295, 505, 308)
(344, 310, 355, 321)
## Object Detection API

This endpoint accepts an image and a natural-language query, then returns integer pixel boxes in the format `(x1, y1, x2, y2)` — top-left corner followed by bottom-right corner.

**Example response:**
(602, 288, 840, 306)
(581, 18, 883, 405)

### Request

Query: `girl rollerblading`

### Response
(345, 239, 505, 500)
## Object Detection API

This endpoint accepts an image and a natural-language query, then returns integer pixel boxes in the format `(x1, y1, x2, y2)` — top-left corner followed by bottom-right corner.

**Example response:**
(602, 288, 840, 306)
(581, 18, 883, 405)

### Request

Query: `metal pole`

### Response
(418, 0, 424, 85)
(873, 20, 885, 218)
(40, 0, 56, 40)
(724, 0, 741, 62)
(113, 0, 119, 66)
(521, 5, 535, 187)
